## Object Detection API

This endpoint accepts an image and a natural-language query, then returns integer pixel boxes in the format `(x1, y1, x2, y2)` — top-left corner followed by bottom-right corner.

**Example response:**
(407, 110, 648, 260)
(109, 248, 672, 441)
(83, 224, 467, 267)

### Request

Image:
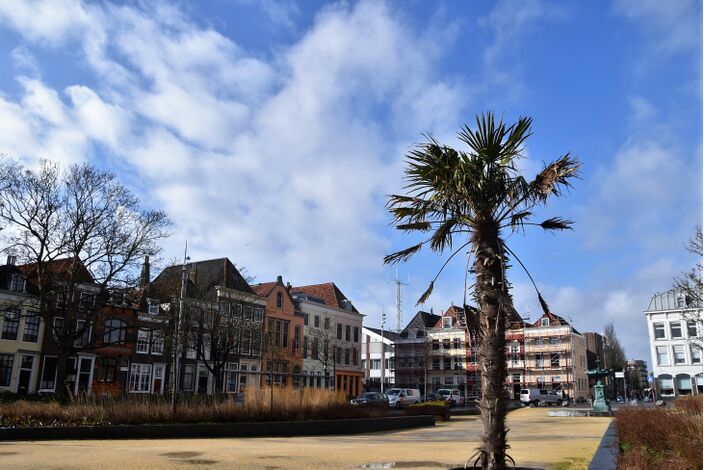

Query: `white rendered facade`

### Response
(361, 327, 396, 392)
(645, 290, 702, 396)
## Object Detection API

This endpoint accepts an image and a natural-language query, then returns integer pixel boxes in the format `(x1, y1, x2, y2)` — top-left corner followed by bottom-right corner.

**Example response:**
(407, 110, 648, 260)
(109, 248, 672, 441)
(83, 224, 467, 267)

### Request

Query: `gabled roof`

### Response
(400, 310, 441, 336)
(152, 257, 254, 298)
(364, 326, 401, 341)
(251, 281, 277, 297)
(18, 258, 96, 285)
(532, 311, 580, 334)
(290, 282, 358, 313)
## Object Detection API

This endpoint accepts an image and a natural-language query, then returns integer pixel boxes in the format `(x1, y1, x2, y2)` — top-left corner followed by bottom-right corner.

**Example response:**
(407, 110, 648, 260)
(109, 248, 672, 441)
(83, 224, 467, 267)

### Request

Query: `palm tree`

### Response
(385, 112, 580, 470)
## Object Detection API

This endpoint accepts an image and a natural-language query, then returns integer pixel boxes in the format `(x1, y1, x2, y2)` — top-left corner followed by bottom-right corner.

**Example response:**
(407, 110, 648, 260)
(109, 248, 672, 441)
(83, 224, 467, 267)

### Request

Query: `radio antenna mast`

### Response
(392, 265, 409, 332)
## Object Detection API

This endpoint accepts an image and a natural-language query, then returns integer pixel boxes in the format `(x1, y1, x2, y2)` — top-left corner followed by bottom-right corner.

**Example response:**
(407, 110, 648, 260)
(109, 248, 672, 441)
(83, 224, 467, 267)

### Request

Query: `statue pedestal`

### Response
(592, 380, 611, 413)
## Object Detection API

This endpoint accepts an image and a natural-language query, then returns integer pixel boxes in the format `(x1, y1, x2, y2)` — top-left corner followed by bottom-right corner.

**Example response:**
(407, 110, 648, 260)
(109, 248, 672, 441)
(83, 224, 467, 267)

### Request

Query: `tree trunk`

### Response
(474, 227, 509, 470)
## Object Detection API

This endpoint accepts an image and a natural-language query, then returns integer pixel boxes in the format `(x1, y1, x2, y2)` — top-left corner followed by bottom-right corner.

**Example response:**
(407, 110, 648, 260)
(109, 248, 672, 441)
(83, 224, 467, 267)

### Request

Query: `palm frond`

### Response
(429, 218, 457, 252)
(539, 217, 574, 231)
(531, 154, 581, 202)
(417, 280, 434, 305)
(396, 221, 432, 232)
(384, 242, 424, 265)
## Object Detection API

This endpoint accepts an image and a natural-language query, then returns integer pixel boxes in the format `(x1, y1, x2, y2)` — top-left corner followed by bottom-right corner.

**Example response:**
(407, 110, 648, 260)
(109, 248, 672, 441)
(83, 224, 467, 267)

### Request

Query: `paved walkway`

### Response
(0, 408, 611, 470)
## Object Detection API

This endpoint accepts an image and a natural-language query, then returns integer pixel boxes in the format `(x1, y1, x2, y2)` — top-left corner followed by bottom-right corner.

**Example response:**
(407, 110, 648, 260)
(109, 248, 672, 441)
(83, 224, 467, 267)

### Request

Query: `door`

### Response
(197, 370, 209, 394)
(513, 384, 521, 399)
(76, 357, 94, 395)
(17, 355, 34, 394)
(152, 364, 165, 394)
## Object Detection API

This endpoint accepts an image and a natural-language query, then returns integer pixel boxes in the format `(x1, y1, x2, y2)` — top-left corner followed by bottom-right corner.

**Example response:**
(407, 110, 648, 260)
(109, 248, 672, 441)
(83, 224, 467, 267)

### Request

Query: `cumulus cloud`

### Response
(0, 0, 469, 316)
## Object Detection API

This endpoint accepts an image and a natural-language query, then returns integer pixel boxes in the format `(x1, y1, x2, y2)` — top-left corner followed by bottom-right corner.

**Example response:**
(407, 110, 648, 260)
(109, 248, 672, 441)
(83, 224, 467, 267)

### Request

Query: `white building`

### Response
(645, 290, 702, 396)
(361, 327, 398, 392)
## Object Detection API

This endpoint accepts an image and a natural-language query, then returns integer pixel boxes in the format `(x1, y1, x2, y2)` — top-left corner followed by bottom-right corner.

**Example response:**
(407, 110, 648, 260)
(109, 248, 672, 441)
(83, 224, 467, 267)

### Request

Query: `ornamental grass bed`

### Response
(0, 388, 385, 428)
(404, 401, 450, 421)
(615, 395, 702, 470)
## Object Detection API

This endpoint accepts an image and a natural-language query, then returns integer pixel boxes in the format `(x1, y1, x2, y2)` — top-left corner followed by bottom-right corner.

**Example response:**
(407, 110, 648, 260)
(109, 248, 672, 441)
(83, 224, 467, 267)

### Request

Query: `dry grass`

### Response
(0, 388, 384, 427)
(615, 396, 703, 470)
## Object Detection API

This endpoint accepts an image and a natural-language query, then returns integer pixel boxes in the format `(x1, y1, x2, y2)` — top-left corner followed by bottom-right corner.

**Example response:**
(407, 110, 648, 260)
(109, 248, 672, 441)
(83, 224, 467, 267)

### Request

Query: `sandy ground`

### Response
(0, 407, 611, 470)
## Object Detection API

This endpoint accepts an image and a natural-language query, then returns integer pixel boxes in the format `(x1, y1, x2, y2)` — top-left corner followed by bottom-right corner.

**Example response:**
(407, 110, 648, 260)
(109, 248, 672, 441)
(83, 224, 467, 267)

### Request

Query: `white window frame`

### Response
(670, 322, 683, 339)
(129, 363, 152, 393)
(151, 330, 164, 355)
(672, 345, 686, 365)
(147, 299, 159, 315)
(653, 322, 666, 340)
(136, 329, 151, 354)
(656, 346, 670, 366)
(73, 320, 92, 348)
(39, 356, 58, 392)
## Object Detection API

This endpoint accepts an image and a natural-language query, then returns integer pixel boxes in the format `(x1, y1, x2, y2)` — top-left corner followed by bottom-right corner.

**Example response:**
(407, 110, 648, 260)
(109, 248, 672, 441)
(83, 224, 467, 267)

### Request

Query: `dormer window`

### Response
(541, 318, 550, 327)
(443, 317, 452, 328)
(147, 299, 159, 315)
(78, 292, 96, 311)
(276, 292, 283, 309)
(677, 296, 686, 308)
(109, 290, 125, 305)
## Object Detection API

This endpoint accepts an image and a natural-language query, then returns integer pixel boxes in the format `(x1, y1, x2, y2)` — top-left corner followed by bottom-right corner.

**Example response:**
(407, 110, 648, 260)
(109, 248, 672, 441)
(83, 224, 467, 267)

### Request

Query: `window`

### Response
(677, 296, 686, 308)
(276, 292, 283, 309)
(9, 274, 25, 292)
(225, 362, 238, 393)
(656, 346, 669, 366)
(303, 336, 308, 358)
(152, 330, 164, 355)
(670, 322, 683, 339)
(537, 376, 545, 389)
(98, 357, 117, 383)
(251, 330, 262, 355)
(303, 313, 309, 326)
(535, 354, 544, 368)
(244, 306, 253, 320)
(129, 363, 151, 393)
(691, 346, 701, 364)
(673, 345, 686, 365)
(687, 321, 698, 338)
(147, 299, 159, 315)
(74, 320, 91, 348)
(1, 310, 19, 340)
(183, 365, 195, 390)
(352, 348, 358, 366)
(103, 319, 127, 345)
(314, 316, 320, 328)
(293, 326, 300, 352)
(136, 329, 150, 354)
(453, 338, 462, 349)
(109, 290, 125, 305)
(512, 373, 521, 383)
(353, 326, 359, 342)
(40, 357, 57, 390)
(443, 317, 452, 328)
(453, 356, 463, 370)
(0, 354, 13, 387)
(432, 339, 440, 350)
(442, 338, 450, 349)
(443, 357, 451, 370)
(549, 337, 559, 346)
(324, 317, 330, 330)
(235, 304, 243, 317)
(79, 292, 95, 311)
(23, 315, 40, 342)
(254, 308, 263, 322)
(551, 353, 560, 367)
(337, 323, 342, 339)
(541, 318, 550, 327)
(432, 357, 440, 370)
(345, 325, 351, 341)
(241, 329, 252, 355)
(52, 317, 64, 342)
(282, 321, 289, 348)
(274, 320, 282, 346)
(336, 347, 342, 364)
(311, 337, 319, 359)
(444, 376, 454, 385)
(653, 323, 665, 339)
(535, 338, 543, 347)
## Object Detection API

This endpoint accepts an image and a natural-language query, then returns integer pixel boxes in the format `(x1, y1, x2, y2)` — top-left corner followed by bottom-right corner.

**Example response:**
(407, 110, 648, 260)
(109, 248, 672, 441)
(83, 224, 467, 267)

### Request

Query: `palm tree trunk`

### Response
(474, 227, 509, 470)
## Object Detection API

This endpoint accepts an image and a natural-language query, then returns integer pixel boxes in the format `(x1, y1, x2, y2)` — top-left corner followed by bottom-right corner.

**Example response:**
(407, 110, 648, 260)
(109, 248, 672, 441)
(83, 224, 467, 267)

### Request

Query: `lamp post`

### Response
(171, 242, 189, 414)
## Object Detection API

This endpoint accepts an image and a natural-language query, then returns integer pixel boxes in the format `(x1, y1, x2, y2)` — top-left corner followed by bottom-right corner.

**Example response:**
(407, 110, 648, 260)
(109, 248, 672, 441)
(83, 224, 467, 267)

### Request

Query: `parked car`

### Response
(437, 389, 465, 406)
(386, 388, 422, 409)
(520, 388, 563, 406)
(350, 392, 388, 408)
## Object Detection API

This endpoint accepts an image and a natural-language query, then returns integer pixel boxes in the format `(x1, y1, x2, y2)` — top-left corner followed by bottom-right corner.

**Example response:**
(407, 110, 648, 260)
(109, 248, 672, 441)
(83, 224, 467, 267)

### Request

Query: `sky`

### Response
(0, 0, 701, 366)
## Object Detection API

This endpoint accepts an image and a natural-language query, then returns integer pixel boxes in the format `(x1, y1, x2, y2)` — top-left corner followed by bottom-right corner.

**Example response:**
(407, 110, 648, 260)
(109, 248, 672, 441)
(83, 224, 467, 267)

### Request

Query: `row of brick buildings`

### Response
(363, 304, 591, 401)
(0, 256, 364, 398)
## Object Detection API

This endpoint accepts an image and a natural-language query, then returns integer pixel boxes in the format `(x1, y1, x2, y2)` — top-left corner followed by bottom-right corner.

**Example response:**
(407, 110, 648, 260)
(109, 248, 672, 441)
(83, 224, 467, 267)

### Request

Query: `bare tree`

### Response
(603, 322, 626, 371)
(673, 225, 702, 350)
(309, 314, 338, 389)
(0, 158, 170, 398)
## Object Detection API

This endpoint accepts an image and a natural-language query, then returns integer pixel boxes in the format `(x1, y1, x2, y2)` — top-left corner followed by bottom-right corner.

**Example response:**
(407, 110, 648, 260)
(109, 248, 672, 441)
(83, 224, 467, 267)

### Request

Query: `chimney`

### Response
(286, 282, 291, 291)
(6, 255, 16, 266)
(139, 255, 150, 287)
(276, 275, 283, 284)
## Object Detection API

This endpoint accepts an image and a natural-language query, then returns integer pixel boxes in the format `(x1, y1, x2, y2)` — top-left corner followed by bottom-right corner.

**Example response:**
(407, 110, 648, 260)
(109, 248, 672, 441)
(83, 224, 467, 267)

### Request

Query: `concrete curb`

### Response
(0, 415, 435, 441)
(588, 420, 617, 470)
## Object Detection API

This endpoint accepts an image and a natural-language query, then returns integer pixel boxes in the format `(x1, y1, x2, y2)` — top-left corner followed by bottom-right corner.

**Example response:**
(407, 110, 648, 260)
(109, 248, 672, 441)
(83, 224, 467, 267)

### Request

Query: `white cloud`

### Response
(613, 0, 699, 57)
(0, 0, 469, 307)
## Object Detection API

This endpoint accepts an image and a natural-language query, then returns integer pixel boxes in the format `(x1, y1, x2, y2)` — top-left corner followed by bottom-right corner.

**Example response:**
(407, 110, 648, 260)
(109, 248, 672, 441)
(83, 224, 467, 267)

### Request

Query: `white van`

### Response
(386, 388, 421, 408)
(437, 388, 465, 406)
(520, 388, 563, 406)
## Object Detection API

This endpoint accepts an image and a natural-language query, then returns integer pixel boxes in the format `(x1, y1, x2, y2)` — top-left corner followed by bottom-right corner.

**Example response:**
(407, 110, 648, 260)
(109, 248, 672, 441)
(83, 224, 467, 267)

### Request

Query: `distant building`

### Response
(394, 310, 440, 394)
(522, 311, 588, 400)
(585, 332, 607, 370)
(427, 306, 467, 395)
(361, 326, 398, 391)
(645, 290, 702, 396)
(626, 359, 649, 391)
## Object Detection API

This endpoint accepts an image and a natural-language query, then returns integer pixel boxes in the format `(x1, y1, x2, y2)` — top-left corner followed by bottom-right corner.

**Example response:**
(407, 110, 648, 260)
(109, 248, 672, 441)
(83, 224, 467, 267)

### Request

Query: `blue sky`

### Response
(0, 0, 701, 365)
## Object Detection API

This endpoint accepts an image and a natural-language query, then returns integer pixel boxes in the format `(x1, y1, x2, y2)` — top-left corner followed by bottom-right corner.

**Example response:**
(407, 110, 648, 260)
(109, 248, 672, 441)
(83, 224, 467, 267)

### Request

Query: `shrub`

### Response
(615, 396, 702, 470)
(404, 401, 450, 421)
(0, 388, 385, 427)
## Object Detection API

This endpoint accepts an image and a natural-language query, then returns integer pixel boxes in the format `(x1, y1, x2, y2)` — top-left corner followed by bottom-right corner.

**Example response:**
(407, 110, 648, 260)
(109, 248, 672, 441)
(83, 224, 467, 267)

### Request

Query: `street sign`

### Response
(647, 375, 653, 383)
(615, 371, 625, 379)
